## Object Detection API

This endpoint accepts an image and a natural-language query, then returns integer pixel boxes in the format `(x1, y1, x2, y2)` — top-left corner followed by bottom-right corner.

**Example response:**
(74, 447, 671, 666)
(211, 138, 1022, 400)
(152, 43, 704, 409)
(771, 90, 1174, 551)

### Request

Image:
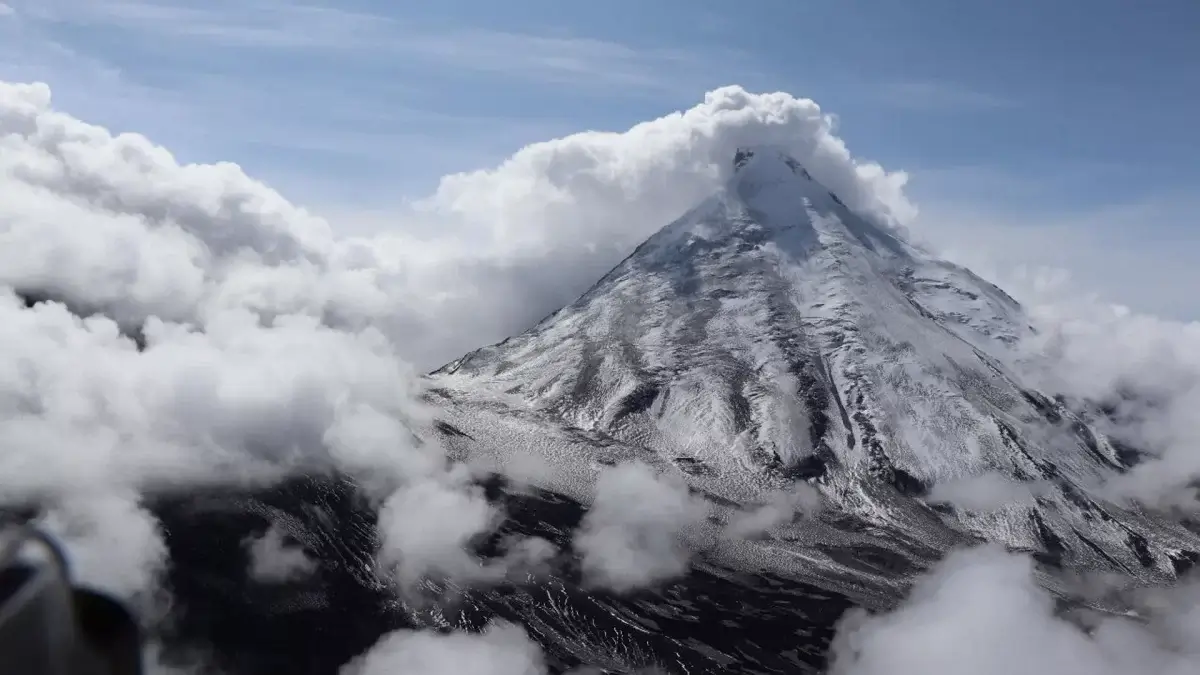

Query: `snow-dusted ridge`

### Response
(427, 145, 1200, 591)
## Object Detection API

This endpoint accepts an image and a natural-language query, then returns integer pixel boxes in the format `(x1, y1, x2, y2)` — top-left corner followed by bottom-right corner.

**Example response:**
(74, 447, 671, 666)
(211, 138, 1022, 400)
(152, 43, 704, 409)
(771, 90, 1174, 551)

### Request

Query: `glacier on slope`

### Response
(425, 145, 1200, 595)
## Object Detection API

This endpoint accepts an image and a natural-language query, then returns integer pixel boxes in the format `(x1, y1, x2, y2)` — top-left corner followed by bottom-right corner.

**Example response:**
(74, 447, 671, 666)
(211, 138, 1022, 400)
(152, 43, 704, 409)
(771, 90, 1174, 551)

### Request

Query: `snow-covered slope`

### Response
(427, 146, 1200, 588)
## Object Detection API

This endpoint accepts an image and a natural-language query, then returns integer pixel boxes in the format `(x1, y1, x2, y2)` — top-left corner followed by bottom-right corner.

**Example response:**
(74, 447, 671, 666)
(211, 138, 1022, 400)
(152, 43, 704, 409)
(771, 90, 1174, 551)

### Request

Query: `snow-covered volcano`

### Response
(427, 146, 1200, 590)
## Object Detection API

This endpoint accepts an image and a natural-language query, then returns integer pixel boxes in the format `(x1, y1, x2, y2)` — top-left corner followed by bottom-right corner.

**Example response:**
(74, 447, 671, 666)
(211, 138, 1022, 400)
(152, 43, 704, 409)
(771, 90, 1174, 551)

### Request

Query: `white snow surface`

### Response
(427, 146, 1200, 591)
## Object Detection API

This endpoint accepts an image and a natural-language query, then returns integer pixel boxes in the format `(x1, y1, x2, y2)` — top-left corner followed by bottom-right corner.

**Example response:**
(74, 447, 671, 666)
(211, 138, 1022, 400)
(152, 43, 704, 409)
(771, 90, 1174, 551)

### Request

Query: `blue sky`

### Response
(2, 0, 1198, 317)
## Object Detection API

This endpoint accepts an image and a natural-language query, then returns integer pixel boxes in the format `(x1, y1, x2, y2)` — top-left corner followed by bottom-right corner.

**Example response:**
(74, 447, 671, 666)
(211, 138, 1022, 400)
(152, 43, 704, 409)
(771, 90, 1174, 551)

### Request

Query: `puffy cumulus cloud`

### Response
(341, 621, 546, 675)
(376, 474, 560, 588)
(418, 85, 914, 251)
(927, 472, 1048, 511)
(0, 289, 429, 499)
(37, 490, 167, 602)
(0, 281, 547, 598)
(572, 462, 710, 592)
(0, 81, 336, 327)
(828, 545, 1200, 675)
(0, 82, 481, 601)
(723, 482, 823, 539)
(376, 478, 499, 586)
(244, 524, 318, 584)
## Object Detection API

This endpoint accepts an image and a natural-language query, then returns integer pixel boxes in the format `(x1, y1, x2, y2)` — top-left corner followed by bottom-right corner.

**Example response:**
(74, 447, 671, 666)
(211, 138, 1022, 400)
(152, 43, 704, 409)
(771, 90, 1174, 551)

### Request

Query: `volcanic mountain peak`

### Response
(429, 147, 1200, 586)
(732, 144, 809, 176)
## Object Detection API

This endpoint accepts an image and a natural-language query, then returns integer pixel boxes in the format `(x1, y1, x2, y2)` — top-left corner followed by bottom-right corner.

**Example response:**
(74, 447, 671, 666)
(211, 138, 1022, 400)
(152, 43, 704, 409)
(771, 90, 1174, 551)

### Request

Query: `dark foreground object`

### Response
(149, 475, 854, 675)
(0, 528, 144, 675)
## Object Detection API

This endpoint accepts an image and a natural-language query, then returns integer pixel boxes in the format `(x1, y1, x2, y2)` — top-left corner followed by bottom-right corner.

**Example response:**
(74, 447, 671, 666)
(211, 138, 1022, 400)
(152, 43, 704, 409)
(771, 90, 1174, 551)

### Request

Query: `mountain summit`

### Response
(430, 147, 1199, 589)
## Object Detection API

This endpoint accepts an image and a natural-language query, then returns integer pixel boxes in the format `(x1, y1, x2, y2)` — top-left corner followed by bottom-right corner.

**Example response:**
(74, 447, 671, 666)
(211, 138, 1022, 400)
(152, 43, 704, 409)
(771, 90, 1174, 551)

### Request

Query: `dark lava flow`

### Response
(147, 475, 854, 675)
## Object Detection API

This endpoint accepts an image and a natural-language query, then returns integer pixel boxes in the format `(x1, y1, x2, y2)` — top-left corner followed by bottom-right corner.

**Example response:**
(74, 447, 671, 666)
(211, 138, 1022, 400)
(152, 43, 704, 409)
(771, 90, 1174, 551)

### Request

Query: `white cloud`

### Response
(871, 80, 1015, 111)
(723, 482, 823, 539)
(0, 289, 421, 497)
(244, 524, 318, 583)
(0, 4, 14, 18)
(38, 490, 167, 602)
(0, 81, 497, 601)
(373, 472, 559, 588)
(341, 621, 546, 675)
(1016, 289, 1200, 509)
(376, 479, 499, 586)
(828, 545, 1200, 675)
(927, 472, 1047, 511)
(572, 462, 710, 591)
(496, 536, 558, 577)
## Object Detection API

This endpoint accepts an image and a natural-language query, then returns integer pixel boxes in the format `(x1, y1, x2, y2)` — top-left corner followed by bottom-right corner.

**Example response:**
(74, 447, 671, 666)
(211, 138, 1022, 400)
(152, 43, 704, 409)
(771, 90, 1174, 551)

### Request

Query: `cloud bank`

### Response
(1, 79, 500, 605)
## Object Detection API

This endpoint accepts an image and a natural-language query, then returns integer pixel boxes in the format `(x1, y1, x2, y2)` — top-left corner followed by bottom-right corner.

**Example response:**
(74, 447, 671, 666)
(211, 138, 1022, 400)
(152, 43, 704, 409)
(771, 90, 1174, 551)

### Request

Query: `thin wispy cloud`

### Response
(2, 0, 763, 203)
(391, 29, 711, 90)
(19, 0, 383, 49)
(909, 167, 1200, 322)
(20, 0, 743, 94)
(873, 80, 1017, 111)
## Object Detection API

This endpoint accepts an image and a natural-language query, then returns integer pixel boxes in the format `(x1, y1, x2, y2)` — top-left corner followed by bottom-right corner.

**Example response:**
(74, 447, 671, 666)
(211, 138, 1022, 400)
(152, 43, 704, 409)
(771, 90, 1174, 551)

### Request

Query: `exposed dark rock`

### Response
(672, 457, 717, 477)
(1168, 550, 1200, 576)
(434, 420, 472, 439)
(612, 382, 661, 422)
(888, 467, 928, 498)
(1124, 531, 1156, 568)
(1031, 511, 1067, 565)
